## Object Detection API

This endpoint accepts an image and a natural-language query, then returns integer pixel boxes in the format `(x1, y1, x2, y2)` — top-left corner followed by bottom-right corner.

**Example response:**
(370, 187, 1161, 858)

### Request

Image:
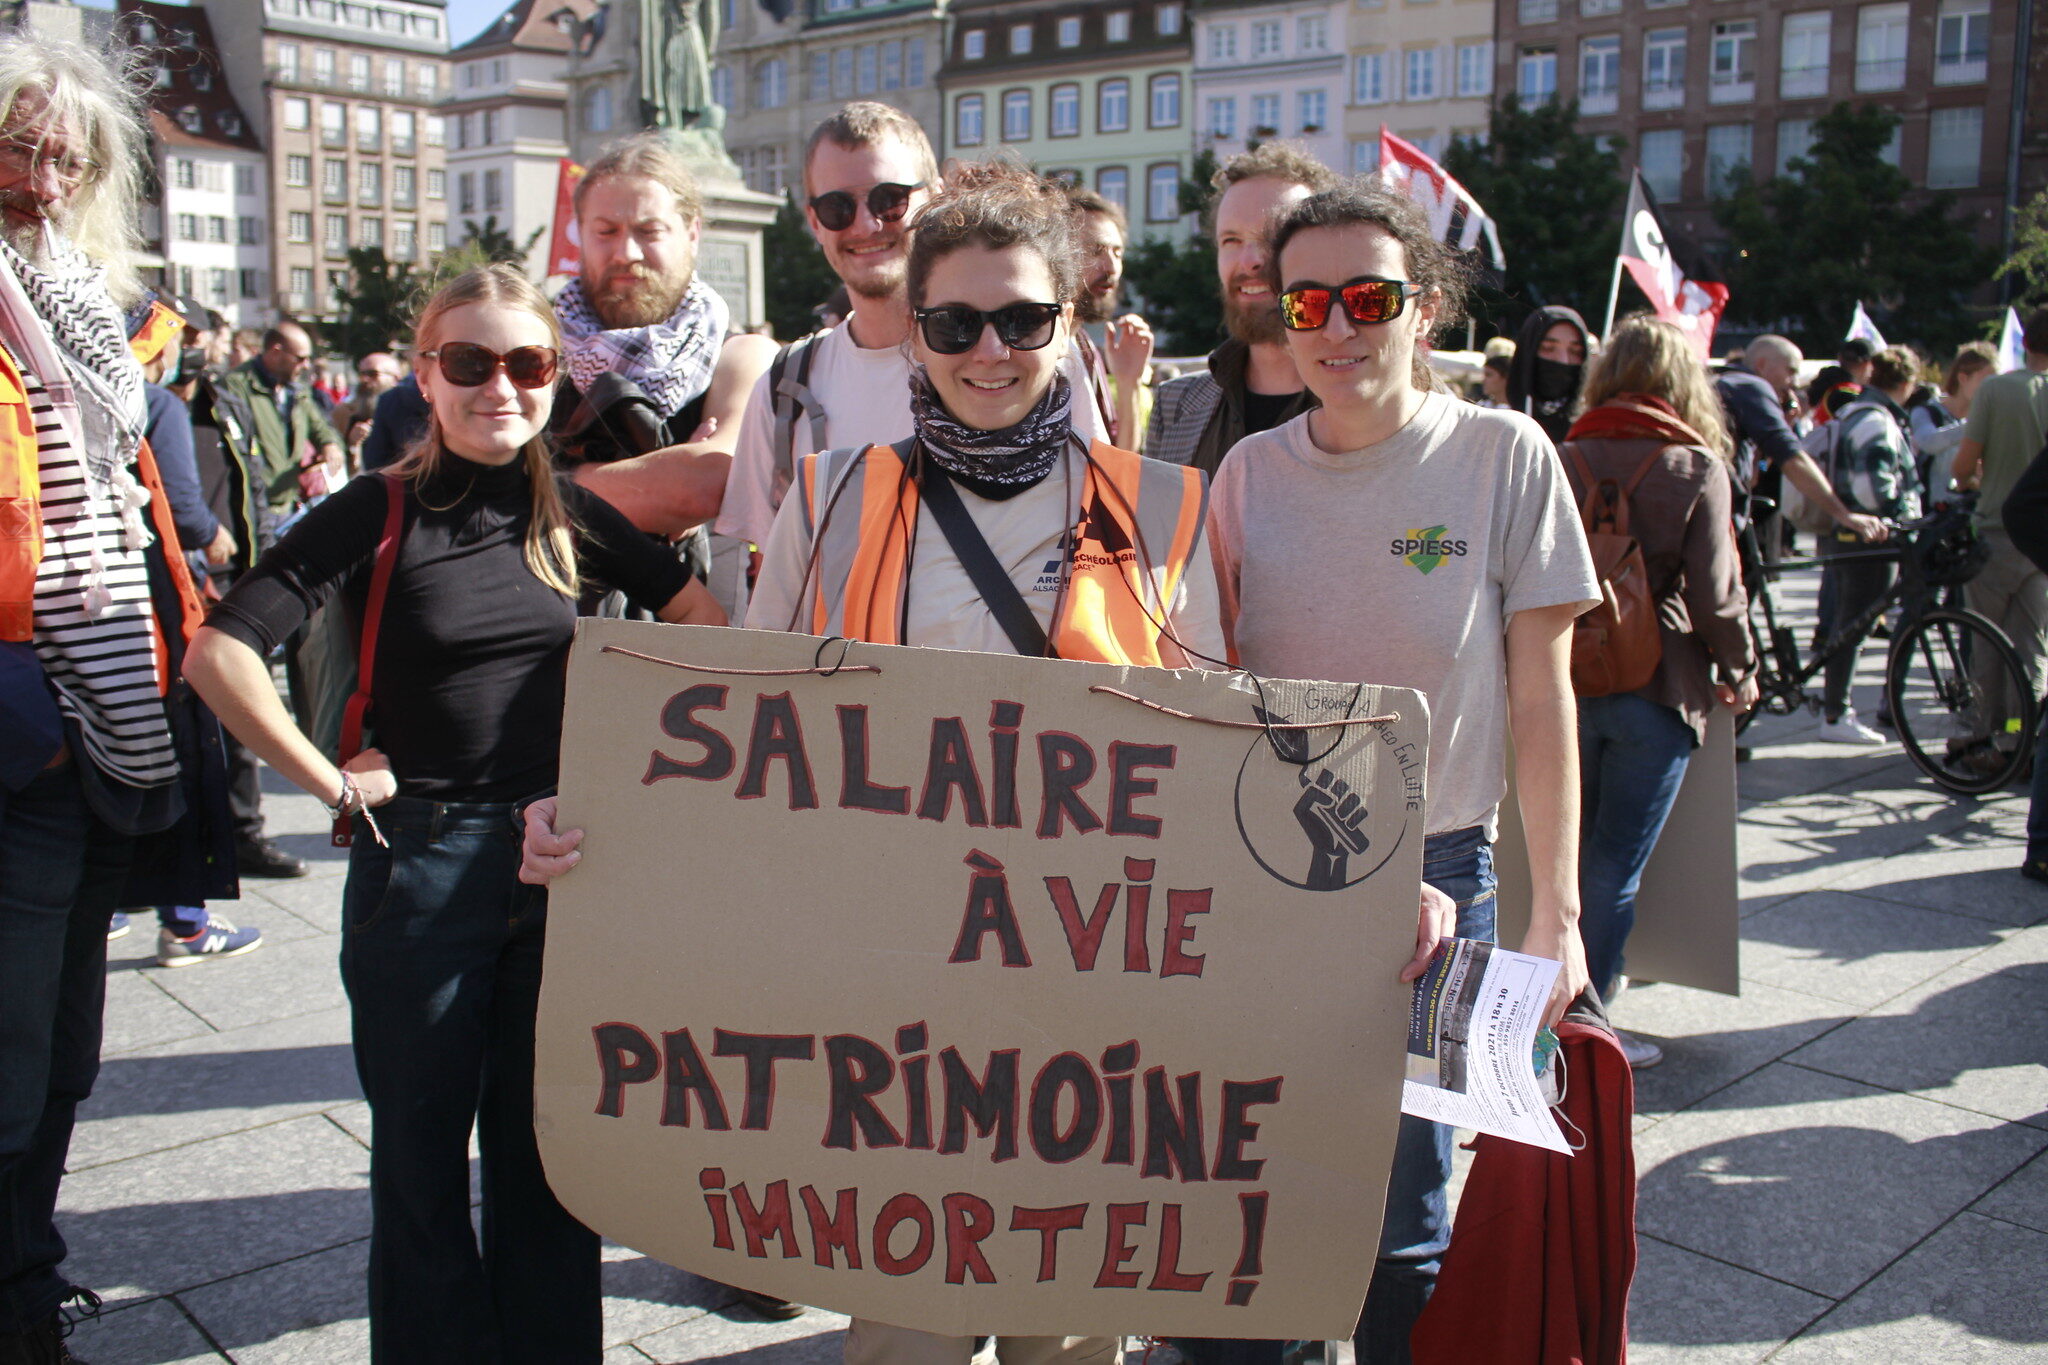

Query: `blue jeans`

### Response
(1578, 694, 1696, 1001)
(0, 763, 123, 1333)
(341, 797, 600, 1365)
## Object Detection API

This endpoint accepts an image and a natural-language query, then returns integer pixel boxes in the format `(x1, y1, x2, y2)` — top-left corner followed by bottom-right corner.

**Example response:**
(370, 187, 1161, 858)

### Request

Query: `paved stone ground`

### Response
(57, 570, 2048, 1363)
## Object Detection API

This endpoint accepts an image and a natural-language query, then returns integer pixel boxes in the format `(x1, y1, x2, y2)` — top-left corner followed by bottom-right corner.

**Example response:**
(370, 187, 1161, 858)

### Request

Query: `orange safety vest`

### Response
(794, 439, 1207, 667)
(0, 301, 204, 661)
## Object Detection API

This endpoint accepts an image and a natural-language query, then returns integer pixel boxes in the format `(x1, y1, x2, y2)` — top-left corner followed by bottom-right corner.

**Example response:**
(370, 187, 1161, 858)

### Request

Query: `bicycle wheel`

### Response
(1886, 609, 2037, 796)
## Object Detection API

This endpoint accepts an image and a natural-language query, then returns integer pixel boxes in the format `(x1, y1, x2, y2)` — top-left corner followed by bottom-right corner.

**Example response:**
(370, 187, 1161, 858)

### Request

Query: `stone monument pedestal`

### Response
(664, 128, 779, 332)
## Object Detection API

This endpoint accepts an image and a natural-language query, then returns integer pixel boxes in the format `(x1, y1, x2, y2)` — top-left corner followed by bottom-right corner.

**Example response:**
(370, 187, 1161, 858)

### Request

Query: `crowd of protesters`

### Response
(6, 23, 2048, 1365)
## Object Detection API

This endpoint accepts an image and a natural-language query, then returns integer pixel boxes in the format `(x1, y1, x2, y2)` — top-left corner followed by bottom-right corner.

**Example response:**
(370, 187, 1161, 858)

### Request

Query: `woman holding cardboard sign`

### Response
(184, 265, 722, 1365)
(522, 163, 1458, 1364)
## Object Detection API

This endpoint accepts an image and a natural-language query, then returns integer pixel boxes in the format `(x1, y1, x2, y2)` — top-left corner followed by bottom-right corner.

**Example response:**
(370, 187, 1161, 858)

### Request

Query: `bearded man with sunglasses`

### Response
(716, 102, 1101, 552)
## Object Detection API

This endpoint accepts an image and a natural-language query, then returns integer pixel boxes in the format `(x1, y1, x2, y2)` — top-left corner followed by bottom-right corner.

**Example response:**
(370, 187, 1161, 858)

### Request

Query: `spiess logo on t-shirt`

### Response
(1389, 526, 1470, 575)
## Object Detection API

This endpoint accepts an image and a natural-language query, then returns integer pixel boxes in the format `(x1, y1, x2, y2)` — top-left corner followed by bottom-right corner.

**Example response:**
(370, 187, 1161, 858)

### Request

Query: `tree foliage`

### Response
(1998, 188, 2048, 310)
(1122, 149, 1223, 355)
(763, 193, 841, 343)
(454, 214, 546, 270)
(326, 247, 420, 360)
(1442, 97, 1628, 339)
(1714, 102, 1996, 354)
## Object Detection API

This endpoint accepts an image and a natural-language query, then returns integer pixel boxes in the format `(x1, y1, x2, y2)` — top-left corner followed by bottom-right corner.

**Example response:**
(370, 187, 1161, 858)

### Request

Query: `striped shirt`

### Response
(26, 365, 179, 785)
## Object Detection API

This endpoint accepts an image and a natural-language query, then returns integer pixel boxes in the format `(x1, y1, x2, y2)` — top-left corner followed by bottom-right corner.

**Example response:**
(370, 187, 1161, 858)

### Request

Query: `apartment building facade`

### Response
(939, 0, 1195, 241)
(208, 0, 451, 322)
(126, 2, 274, 327)
(445, 0, 594, 277)
(1346, 0, 1495, 175)
(1492, 0, 2022, 253)
(1192, 0, 1346, 172)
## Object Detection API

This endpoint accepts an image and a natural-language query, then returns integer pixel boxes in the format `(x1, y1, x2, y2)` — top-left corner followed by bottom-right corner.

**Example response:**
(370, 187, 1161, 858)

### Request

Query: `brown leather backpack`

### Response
(1562, 442, 1669, 698)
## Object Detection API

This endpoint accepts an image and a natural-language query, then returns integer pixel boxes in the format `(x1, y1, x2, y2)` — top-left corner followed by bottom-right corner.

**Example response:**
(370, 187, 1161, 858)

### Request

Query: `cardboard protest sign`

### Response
(534, 621, 1431, 1340)
(1495, 709, 1741, 996)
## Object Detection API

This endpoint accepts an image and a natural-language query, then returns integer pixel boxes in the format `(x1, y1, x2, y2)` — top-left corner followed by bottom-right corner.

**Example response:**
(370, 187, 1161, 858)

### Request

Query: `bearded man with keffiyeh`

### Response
(0, 35, 232, 1362)
(541, 133, 776, 617)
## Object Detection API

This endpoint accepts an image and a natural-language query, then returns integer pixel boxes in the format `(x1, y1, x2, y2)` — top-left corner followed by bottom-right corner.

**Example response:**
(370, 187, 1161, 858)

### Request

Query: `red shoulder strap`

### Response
(332, 474, 405, 847)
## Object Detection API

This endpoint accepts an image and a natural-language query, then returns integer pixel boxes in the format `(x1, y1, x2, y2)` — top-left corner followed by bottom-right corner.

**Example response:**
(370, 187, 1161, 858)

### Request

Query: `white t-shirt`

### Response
(715, 310, 1101, 547)
(746, 442, 1224, 667)
(1208, 394, 1598, 836)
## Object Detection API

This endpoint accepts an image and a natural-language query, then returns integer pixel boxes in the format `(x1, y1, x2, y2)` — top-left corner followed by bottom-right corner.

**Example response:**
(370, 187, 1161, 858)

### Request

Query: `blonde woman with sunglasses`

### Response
(185, 265, 721, 1365)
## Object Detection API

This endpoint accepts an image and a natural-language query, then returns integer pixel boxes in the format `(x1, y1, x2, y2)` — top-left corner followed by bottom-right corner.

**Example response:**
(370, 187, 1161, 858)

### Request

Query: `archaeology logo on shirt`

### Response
(1390, 526, 1470, 575)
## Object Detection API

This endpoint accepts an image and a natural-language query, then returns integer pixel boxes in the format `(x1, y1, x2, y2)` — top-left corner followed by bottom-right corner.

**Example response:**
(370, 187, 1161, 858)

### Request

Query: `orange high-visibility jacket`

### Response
(0, 300, 205, 658)
(793, 439, 1206, 666)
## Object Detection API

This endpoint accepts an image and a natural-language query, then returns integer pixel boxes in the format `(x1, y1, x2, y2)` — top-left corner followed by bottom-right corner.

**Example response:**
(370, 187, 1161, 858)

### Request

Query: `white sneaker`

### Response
(1615, 1030, 1664, 1068)
(1817, 710, 1886, 744)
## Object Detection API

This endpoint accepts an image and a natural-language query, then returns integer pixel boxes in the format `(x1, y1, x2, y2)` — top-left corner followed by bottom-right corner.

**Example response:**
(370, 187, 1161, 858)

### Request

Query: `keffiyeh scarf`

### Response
(0, 231, 145, 482)
(555, 274, 729, 418)
(909, 364, 1073, 500)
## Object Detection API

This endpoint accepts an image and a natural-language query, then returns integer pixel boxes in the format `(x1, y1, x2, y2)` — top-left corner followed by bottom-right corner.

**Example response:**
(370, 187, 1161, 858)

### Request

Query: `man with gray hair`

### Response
(0, 33, 227, 1360)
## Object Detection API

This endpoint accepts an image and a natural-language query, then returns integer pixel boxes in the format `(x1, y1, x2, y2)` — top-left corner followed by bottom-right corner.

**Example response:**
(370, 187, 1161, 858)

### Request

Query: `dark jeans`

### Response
(1578, 694, 1696, 1000)
(341, 796, 600, 1365)
(1180, 827, 1497, 1365)
(1820, 537, 1895, 720)
(0, 763, 120, 1332)
(2025, 697, 2048, 864)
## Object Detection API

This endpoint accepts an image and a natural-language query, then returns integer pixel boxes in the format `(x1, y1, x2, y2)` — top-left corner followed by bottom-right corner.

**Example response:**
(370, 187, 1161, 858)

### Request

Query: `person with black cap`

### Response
(1505, 305, 1594, 446)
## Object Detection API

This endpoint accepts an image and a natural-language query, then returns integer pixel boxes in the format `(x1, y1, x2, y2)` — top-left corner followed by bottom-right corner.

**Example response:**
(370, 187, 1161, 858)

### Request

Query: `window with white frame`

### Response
(1517, 47, 1557, 104)
(1106, 11, 1130, 40)
(287, 211, 312, 242)
(208, 215, 229, 243)
(236, 162, 258, 198)
(285, 154, 311, 187)
(1251, 93, 1280, 132)
(908, 38, 926, 85)
(1156, 3, 1181, 36)
(392, 218, 415, 261)
(1099, 78, 1130, 131)
(347, 53, 369, 91)
(1579, 35, 1619, 113)
(356, 104, 381, 151)
(417, 64, 437, 99)
(324, 213, 347, 252)
(1298, 15, 1326, 52)
(1775, 118, 1815, 175)
(1856, 3, 1909, 91)
(276, 43, 299, 80)
(1518, 0, 1557, 21)
(1002, 89, 1031, 140)
(208, 268, 231, 306)
(955, 94, 984, 145)
(288, 267, 313, 307)
(1456, 42, 1492, 97)
(1354, 52, 1387, 103)
(883, 40, 904, 91)
(323, 157, 346, 199)
(393, 164, 414, 206)
(457, 172, 474, 212)
(383, 58, 403, 96)
(426, 222, 445, 252)
(358, 161, 381, 206)
(807, 51, 830, 99)
(1208, 24, 1237, 62)
(1208, 96, 1236, 139)
(1780, 12, 1830, 98)
(424, 114, 444, 151)
(1351, 140, 1378, 175)
(1058, 16, 1080, 47)
(1149, 72, 1181, 127)
(174, 158, 195, 189)
(1009, 23, 1032, 54)
(391, 109, 415, 154)
(1050, 83, 1080, 136)
(174, 213, 198, 240)
(1298, 87, 1327, 132)
(1926, 105, 1982, 185)
(1580, 0, 1619, 14)
(1405, 47, 1438, 100)
(284, 97, 311, 130)
(1639, 128, 1684, 200)
(962, 29, 985, 59)
(1252, 20, 1281, 58)
(1643, 28, 1686, 109)
(312, 47, 334, 84)
(483, 170, 502, 212)
(320, 101, 345, 147)
(1710, 20, 1757, 102)
(1146, 163, 1179, 222)
(1097, 166, 1128, 213)
(426, 168, 444, 199)
(1705, 123, 1751, 195)
(240, 268, 264, 299)
(1935, 0, 1989, 84)
(358, 215, 381, 249)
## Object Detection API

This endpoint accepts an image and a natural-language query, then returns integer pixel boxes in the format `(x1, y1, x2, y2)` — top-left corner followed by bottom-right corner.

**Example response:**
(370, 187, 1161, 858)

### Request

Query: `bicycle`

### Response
(1738, 504, 2035, 796)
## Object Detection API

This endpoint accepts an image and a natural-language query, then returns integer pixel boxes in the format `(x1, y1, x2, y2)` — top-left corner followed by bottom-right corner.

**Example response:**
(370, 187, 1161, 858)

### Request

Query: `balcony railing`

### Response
(1709, 75, 1755, 104)
(391, 136, 415, 157)
(1643, 79, 1684, 110)
(358, 189, 382, 208)
(1518, 0, 1557, 21)
(320, 127, 345, 149)
(1580, 87, 1618, 115)
(1780, 66, 1828, 98)
(1934, 55, 1987, 85)
(1854, 58, 1905, 91)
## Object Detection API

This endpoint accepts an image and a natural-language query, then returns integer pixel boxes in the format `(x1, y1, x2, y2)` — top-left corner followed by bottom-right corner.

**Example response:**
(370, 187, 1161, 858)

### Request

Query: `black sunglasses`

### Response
(1278, 278, 1422, 331)
(420, 342, 559, 390)
(808, 181, 924, 232)
(913, 303, 1063, 355)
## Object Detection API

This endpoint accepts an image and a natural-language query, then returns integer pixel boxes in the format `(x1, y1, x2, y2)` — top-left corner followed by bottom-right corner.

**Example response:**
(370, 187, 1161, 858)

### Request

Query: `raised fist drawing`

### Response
(1295, 768, 1369, 890)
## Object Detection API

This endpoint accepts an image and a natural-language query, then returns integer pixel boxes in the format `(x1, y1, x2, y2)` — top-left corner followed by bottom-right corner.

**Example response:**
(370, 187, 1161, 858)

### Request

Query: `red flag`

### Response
(1618, 169, 1727, 358)
(546, 158, 586, 277)
(1376, 126, 1505, 270)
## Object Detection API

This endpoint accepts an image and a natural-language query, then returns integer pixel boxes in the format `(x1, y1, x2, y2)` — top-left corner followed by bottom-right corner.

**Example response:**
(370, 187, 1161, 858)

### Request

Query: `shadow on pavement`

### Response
(83, 1042, 360, 1119)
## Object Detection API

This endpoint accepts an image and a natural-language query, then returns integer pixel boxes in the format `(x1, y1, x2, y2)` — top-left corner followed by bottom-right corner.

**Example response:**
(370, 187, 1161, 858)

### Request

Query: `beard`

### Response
(1076, 277, 1120, 325)
(1222, 284, 1284, 346)
(0, 195, 51, 264)
(587, 265, 691, 328)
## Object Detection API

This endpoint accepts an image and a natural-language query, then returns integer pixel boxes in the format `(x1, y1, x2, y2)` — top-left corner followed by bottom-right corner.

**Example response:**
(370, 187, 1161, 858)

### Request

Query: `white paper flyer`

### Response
(1400, 938, 1569, 1154)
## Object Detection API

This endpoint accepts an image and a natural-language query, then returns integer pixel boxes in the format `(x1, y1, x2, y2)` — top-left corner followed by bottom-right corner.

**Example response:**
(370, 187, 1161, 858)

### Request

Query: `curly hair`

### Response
(905, 157, 1083, 309)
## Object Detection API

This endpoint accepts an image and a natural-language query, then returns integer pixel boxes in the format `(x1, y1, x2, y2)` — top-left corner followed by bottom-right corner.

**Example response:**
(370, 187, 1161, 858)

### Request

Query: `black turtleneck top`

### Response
(209, 454, 694, 802)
